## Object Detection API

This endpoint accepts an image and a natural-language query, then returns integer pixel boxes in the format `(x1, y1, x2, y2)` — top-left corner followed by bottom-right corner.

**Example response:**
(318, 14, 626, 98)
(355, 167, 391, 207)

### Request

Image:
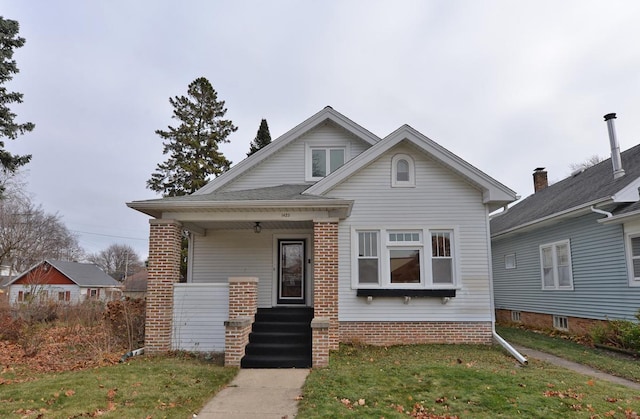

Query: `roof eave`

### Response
(127, 199, 355, 219)
(491, 197, 613, 239)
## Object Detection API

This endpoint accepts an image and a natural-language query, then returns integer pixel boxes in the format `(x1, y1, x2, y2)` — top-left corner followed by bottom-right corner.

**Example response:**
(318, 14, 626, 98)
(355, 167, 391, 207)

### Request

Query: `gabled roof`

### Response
(193, 106, 381, 195)
(8, 260, 121, 288)
(304, 124, 518, 211)
(491, 143, 640, 237)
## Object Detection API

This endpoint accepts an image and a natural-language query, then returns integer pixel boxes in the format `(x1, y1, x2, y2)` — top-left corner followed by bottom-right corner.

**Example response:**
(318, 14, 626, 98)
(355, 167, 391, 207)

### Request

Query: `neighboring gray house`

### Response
(491, 114, 640, 334)
(6, 259, 122, 304)
(128, 106, 518, 368)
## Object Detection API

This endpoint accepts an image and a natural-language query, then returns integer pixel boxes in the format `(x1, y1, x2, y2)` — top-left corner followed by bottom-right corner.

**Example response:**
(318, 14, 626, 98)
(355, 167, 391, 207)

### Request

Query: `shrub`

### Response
(103, 298, 145, 351)
(590, 315, 640, 353)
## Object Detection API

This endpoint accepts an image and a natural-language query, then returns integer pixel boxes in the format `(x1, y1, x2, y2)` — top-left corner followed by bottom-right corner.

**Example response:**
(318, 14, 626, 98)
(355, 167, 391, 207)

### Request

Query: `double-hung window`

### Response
(540, 240, 573, 290)
(307, 147, 345, 180)
(355, 228, 456, 288)
(628, 234, 640, 285)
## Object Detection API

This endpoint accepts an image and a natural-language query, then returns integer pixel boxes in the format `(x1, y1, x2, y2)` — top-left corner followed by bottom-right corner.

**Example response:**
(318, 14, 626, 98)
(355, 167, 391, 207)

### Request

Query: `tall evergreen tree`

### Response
(0, 17, 34, 195)
(147, 77, 237, 197)
(246, 118, 272, 157)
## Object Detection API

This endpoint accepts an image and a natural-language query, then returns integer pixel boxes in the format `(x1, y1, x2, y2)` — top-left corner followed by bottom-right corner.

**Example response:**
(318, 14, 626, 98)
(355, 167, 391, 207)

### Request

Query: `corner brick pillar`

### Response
(145, 219, 182, 353)
(224, 277, 258, 367)
(313, 220, 339, 366)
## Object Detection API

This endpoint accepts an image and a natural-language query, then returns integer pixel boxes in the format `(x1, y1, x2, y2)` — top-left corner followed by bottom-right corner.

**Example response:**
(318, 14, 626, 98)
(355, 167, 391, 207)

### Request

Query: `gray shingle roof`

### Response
(491, 143, 640, 235)
(10, 260, 121, 287)
(135, 184, 328, 203)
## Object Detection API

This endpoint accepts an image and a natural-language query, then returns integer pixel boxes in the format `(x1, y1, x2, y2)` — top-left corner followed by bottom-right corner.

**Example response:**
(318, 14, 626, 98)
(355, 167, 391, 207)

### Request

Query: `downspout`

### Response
(485, 210, 528, 365)
(590, 205, 613, 218)
(120, 347, 145, 363)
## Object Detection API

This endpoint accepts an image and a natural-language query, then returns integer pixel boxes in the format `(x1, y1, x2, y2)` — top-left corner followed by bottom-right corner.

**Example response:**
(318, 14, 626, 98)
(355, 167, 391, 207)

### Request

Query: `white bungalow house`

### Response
(128, 106, 518, 367)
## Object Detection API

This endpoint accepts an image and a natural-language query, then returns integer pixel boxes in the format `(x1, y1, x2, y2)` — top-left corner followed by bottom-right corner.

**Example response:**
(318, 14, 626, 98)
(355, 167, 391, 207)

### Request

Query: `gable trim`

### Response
(304, 124, 517, 210)
(193, 107, 381, 195)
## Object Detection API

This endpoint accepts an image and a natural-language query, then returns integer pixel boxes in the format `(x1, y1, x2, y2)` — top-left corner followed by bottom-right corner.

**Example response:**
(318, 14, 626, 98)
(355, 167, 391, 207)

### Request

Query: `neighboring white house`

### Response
(128, 106, 518, 367)
(6, 259, 122, 304)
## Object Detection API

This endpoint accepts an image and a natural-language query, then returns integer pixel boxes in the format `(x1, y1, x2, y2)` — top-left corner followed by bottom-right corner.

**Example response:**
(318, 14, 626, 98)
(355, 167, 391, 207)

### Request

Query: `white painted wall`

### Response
(7, 284, 113, 304)
(190, 228, 313, 307)
(326, 143, 493, 322)
(172, 283, 228, 352)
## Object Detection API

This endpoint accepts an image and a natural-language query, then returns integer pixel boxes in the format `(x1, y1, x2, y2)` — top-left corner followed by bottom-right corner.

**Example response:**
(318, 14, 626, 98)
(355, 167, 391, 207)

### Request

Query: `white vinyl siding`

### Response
(540, 240, 573, 290)
(328, 143, 491, 322)
(190, 228, 312, 308)
(172, 284, 228, 352)
(220, 122, 371, 192)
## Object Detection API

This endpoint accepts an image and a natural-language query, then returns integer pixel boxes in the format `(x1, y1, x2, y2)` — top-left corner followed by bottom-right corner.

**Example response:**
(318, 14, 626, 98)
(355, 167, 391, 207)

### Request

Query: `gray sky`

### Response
(2, 0, 640, 260)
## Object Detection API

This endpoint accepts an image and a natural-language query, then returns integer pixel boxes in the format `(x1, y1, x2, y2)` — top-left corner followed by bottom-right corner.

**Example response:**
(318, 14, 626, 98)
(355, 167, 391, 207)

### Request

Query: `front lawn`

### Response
(497, 325, 640, 383)
(0, 353, 237, 418)
(298, 344, 640, 418)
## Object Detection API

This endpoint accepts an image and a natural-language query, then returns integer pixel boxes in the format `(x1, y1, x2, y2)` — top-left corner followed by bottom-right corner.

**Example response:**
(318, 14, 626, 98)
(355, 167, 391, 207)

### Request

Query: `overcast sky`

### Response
(2, 0, 640, 260)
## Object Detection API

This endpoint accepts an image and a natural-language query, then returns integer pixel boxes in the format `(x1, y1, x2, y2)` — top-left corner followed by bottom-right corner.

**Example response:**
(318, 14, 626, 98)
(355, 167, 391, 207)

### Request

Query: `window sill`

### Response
(356, 288, 456, 298)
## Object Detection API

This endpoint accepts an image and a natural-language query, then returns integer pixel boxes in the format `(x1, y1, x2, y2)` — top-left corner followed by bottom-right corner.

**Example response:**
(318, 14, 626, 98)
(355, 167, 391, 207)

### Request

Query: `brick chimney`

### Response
(533, 167, 548, 192)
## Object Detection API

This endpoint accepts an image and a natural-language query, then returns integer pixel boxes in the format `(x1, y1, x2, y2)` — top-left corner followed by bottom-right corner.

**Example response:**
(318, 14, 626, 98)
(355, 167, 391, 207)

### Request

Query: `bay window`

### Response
(355, 228, 456, 288)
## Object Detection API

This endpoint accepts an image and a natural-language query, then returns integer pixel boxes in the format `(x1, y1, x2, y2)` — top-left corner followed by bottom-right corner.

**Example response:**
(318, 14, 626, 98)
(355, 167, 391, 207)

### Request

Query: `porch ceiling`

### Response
(188, 220, 313, 231)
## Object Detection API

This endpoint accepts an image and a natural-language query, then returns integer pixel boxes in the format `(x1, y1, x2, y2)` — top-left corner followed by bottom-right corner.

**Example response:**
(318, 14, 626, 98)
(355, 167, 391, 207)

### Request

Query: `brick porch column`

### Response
(145, 219, 182, 353)
(224, 277, 258, 367)
(313, 220, 339, 358)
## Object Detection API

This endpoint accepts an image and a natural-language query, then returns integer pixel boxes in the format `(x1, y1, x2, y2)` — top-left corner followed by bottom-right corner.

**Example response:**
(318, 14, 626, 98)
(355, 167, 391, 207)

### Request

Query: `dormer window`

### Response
(306, 146, 346, 181)
(391, 154, 415, 187)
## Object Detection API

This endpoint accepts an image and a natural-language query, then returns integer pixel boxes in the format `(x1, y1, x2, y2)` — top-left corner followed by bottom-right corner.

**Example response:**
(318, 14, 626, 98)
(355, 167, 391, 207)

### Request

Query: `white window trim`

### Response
(305, 144, 349, 182)
(626, 232, 640, 287)
(539, 239, 574, 290)
(351, 226, 459, 289)
(505, 253, 516, 270)
(391, 153, 415, 187)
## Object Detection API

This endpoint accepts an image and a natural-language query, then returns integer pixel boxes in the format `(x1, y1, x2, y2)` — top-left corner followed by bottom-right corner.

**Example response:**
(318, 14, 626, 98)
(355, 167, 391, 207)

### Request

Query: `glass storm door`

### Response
(278, 240, 305, 304)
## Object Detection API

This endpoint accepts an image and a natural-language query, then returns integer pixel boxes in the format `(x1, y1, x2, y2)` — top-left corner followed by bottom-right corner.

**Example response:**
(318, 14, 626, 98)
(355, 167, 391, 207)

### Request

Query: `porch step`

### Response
(241, 307, 313, 369)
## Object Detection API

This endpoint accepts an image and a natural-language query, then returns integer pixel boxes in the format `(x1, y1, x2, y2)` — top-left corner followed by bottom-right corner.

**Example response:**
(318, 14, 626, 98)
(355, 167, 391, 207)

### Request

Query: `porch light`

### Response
(254, 222, 262, 234)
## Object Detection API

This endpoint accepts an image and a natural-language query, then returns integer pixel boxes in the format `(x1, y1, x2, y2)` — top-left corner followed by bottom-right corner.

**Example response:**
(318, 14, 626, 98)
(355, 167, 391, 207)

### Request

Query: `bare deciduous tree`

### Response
(86, 244, 143, 281)
(0, 173, 84, 275)
(569, 155, 604, 173)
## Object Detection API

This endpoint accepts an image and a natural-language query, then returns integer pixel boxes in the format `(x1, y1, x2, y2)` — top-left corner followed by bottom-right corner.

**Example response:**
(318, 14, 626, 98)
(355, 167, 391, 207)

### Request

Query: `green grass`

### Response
(0, 354, 237, 418)
(497, 325, 640, 383)
(298, 344, 640, 418)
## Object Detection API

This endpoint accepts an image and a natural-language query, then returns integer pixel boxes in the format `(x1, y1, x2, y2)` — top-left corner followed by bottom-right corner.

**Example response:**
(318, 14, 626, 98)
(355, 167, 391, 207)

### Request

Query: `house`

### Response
(127, 106, 518, 367)
(5, 259, 122, 304)
(122, 268, 148, 299)
(491, 113, 640, 335)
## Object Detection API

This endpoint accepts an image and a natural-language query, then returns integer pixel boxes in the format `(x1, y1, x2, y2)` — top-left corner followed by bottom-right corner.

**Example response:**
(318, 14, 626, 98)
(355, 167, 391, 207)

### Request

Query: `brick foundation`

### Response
(313, 221, 339, 352)
(145, 219, 182, 353)
(224, 277, 258, 367)
(340, 321, 493, 345)
(496, 309, 607, 336)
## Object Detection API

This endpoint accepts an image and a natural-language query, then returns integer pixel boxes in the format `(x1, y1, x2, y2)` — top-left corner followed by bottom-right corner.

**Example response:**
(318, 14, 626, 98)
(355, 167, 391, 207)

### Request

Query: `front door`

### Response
(277, 239, 306, 305)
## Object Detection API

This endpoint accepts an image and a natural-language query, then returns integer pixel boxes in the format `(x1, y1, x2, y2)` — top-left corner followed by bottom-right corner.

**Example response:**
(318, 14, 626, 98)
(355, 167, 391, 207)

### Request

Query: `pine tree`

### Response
(0, 17, 34, 192)
(247, 118, 272, 157)
(147, 77, 237, 197)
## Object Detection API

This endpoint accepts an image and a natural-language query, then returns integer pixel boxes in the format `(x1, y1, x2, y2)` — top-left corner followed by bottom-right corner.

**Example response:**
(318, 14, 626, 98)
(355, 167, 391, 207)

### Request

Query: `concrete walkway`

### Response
(513, 344, 640, 390)
(196, 368, 309, 419)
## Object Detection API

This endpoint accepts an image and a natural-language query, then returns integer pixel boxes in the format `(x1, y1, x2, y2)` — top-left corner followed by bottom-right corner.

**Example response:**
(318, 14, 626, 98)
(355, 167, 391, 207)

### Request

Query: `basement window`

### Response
(553, 315, 569, 331)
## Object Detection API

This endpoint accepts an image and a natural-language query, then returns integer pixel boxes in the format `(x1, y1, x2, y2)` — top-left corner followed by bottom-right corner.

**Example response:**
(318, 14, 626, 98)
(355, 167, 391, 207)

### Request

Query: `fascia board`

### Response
(306, 125, 517, 204)
(127, 199, 354, 219)
(491, 197, 612, 239)
(598, 209, 640, 225)
(193, 107, 381, 196)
